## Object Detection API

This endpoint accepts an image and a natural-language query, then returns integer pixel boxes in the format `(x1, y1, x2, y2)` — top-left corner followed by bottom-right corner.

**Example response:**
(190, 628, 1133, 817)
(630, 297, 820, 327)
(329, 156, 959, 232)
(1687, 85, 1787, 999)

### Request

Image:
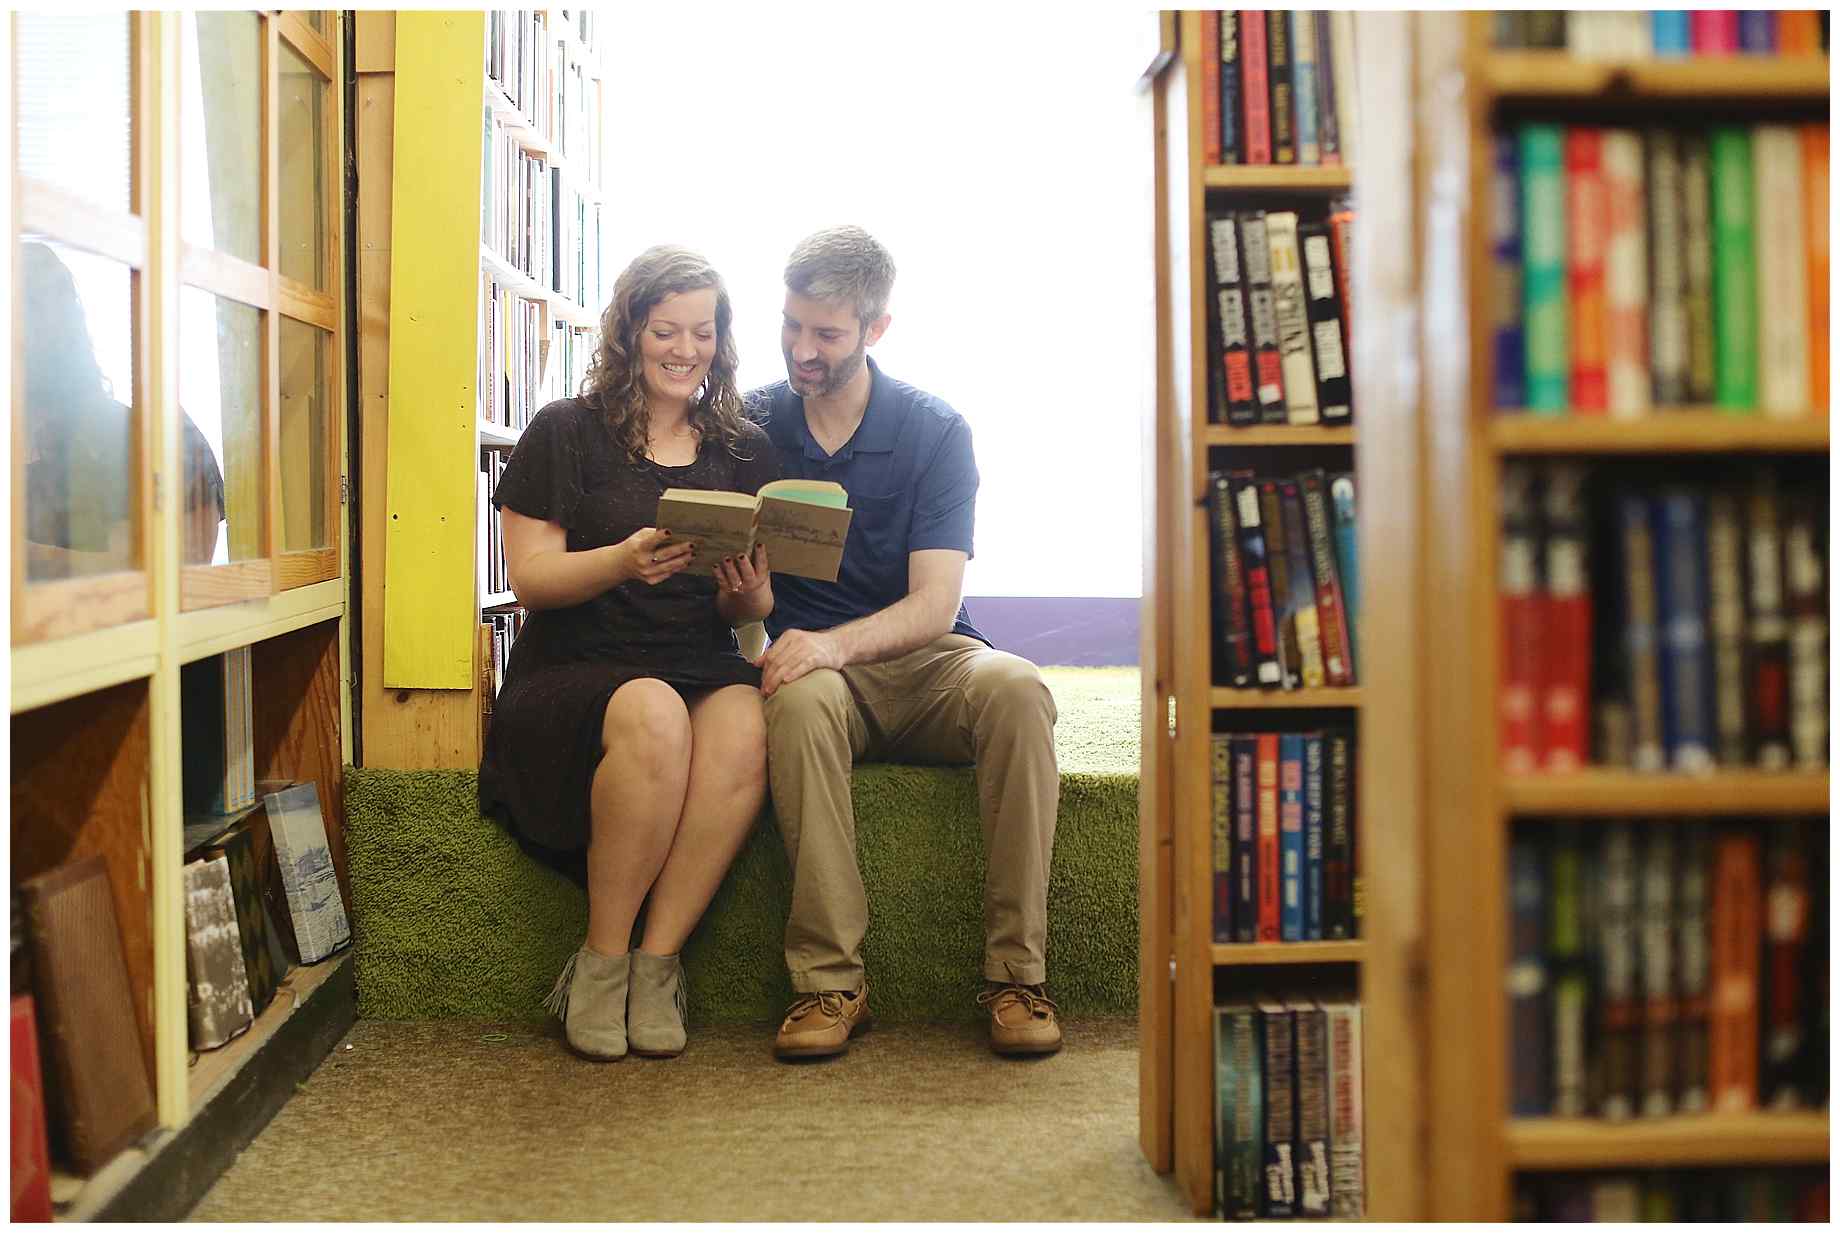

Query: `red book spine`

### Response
(1240, 11, 1271, 165)
(1763, 831, 1809, 1107)
(1541, 467, 1592, 771)
(1806, 126, 1829, 412)
(1691, 10, 1740, 53)
(10, 995, 52, 1223)
(1201, 10, 1222, 166)
(1329, 209, 1354, 365)
(1566, 127, 1609, 414)
(1256, 732, 1281, 942)
(1708, 833, 1761, 1111)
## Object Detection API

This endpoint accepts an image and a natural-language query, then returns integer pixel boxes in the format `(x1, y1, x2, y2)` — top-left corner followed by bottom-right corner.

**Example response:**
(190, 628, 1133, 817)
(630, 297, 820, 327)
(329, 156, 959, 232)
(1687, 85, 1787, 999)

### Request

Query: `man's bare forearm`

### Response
(827, 585, 958, 666)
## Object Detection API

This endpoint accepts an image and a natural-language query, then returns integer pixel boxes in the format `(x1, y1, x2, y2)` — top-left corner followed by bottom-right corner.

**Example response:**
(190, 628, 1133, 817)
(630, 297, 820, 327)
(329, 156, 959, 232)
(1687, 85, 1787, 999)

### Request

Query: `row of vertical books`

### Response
(1205, 207, 1354, 427)
(1499, 463, 1827, 774)
(481, 118, 557, 294)
(477, 451, 510, 603)
(179, 646, 254, 819)
(1213, 998, 1363, 1219)
(1210, 731, 1358, 943)
(1206, 469, 1359, 690)
(1198, 11, 1360, 167)
(479, 275, 545, 431)
(485, 9, 603, 173)
(478, 609, 527, 750)
(550, 320, 598, 402)
(1515, 1167, 1828, 1222)
(1507, 820, 1827, 1120)
(1492, 123, 1828, 417)
(1493, 10, 1830, 56)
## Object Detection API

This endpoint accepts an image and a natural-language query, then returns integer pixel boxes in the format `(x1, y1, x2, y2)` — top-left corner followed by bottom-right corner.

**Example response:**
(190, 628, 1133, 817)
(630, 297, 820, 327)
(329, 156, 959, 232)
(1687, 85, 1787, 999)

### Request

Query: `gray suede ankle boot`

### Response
(626, 950, 687, 1057)
(543, 945, 629, 1061)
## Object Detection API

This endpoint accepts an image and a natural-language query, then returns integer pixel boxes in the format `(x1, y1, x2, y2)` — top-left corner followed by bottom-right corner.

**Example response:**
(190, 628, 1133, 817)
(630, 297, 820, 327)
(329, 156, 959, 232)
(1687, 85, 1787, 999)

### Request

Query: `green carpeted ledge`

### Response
(347, 667, 1142, 1025)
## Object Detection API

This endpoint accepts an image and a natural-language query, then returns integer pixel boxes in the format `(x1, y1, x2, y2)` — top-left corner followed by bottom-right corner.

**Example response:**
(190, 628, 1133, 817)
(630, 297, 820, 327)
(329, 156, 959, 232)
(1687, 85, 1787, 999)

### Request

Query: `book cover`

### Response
(1744, 472, 1792, 768)
(1619, 494, 1666, 771)
(1207, 472, 1255, 688)
(1708, 832, 1761, 1111)
(1754, 126, 1811, 417)
(1596, 825, 1640, 1119)
(204, 814, 283, 1018)
(1519, 124, 1569, 412)
(1279, 480, 1325, 689)
(1300, 470, 1353, 687)
(18, 856, 157, 1175)
(1601, 129, 1649, 418)
(1709, 126, 1758, 410)
(1651, 10, 1691, 53)
(1265, 212, 1321, 426)
(1231, 472, 1284, 689)
(1540, 464, 1591, 770)
(1236, 212, 1288, 423)
(1299, 222, 1353, 424)
(1219, 1001, 1263, 1219)
(1548, 827, 1589, 1117)
(1256, 998, 1296, 1218)
(657, 479, 853, 583)
(1783, 494, 1827, 769)
(1314, 12, 1339, 165)
(1259, 480, 1300, 690)
(1278, 733, 1305, 942)
(1647, 128, 1688, 404)
(1681, 132, 1717, 403)
(1290, 11, 1320, 166)
(1266, 10, 1295, 166)
(183, 855, 255, 1052)
(1231, 735, 1259, 942)
(1330, 473, 1359, 676)
(1302, 732, 1325, 941)
(262, 782, 352, 964)
(1329, 209, 1355, 375)
(1219, 12, 1242, 166)
(1323, 999, 1365, 1219)
(1492, 132, 1526, 407)
(1330, 12, 1359, 169)
(1639, 828, 1679, 1118)
(1500, 463, 1544, 773)
(1779, 10, 1822, 53)
(1208, 215, 1259, 426)
(1691, 9, 1739, 53)
(1240, 11, 1272, 165)
(1201, 10, 1221, 166)
(10, 994, 52, 1222)
(1704, 489, 1748, 764)
(1806, 126, 1829, 410)
(1287, 997, 1330, 1218)
(1655, 489, 1715, 771)
(1676, 823, 1714, 1112)
(1211, 734, 1234, 944)
(1256, 732, 1281, 942)
(1508, 832, 1550, 1115)
(1565, 126, 1609, 414)
(1761, 825, 1811, 1109)
(1737, 9, 1777, 51)
(1324, 729, 1355, 940)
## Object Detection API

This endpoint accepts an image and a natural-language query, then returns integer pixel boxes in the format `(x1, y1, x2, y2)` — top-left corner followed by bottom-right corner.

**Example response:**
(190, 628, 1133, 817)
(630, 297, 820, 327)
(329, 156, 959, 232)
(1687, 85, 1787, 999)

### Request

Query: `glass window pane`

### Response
(15, 14, 132, 214)
(20, 239, 139, 582)
(306, 12, 327, 35)
(278, 42, 327, 289)
(278, 318, 330, 553)
(181, 12, 262, 265)
(179, 288, 260, 564)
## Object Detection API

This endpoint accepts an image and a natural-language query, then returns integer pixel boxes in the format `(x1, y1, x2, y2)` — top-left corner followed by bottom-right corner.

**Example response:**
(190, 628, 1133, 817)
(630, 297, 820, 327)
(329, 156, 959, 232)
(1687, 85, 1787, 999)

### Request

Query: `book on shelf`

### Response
(262, 782, 351, 965)
(1277, 733, 1305, 942)
(180, 645, 255, 820)
(1197, 9, 1357, 169)
(1231, 734, 1258, 943)
(183, 854, 254, 1052)
(18, 855, 157, 1175)
(1709, 831, 1762, 1112)
(1206, 473, 1256, 687)
(654, 479, 854, 584)
(1495, 9, 1831, 58)
(1323, 999, 1364, 1219)
(1240, 11, 1272, 166)
(1256, 996, 1296, 1218)
(1265, 212, 1319, 426)
(1302, 733, 1325, 943)
(1287, 995, 1331, 1219)
(1519, 1168, 1829, 1223)
(1227, 472, 1283, 688)
(1259, 479, 1300, 688)
(1211, 734, 1233, 943)
(1638, 827, 1678, 1117)
(1213, 726, 1356, 944)
(1507, 832, 1550, 1116)
(202, 813, 287, 1018)
(1256, 733, 1281, 942)
(1215, 1000, 1262, 1219)
(1275, 480, 1323, 687)
(11, 993, 53, 1222)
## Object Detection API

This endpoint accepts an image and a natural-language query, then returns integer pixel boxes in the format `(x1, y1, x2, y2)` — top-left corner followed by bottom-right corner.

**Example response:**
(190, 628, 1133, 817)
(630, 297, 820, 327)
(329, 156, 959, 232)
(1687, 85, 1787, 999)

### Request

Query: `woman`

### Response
(479, 246, 776, 1061)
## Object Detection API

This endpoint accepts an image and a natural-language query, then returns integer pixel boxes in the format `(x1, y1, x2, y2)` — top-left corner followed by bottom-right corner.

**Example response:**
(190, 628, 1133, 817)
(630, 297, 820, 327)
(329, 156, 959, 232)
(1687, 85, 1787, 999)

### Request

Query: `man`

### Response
(744, 225, 1062, 1060)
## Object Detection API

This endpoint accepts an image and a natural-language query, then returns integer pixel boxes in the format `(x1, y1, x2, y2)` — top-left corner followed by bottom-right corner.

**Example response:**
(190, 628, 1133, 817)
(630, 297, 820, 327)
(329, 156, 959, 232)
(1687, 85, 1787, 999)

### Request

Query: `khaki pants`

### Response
(763, 634, 1059, 992)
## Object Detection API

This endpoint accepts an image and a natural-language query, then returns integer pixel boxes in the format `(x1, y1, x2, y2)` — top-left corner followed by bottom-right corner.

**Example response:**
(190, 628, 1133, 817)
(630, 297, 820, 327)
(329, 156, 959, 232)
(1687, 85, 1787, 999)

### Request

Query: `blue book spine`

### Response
(1738, 10, 1777, 52)
(1303, 733, 1325, 941)
(1290, 12, 1320, 165)
(1491, 132, 1526, 408)
(1279, 733, 1305, 942)
(1656, 490, 1715, 772)
(1330, 475, 1360, 678)
(1219, 11, 1242, 166)
(1651, 11, 1691, 55)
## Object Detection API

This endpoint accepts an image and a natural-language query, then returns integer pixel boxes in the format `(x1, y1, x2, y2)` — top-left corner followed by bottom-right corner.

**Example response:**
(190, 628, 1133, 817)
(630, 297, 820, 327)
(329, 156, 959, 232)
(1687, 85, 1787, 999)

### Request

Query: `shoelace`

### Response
(976, 984, 1059, 1020)
(785, 989, 852, 1024)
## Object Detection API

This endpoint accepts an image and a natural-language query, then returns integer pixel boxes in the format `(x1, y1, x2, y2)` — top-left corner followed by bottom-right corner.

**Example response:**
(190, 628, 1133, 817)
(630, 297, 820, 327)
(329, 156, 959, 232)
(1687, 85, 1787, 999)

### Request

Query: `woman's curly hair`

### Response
(579, 245, 753, 464)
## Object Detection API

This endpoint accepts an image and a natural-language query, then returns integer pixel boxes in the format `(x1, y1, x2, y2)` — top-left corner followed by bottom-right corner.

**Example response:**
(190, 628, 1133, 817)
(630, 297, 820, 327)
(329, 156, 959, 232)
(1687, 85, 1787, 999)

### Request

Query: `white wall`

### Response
(604, 10, 1153, 598)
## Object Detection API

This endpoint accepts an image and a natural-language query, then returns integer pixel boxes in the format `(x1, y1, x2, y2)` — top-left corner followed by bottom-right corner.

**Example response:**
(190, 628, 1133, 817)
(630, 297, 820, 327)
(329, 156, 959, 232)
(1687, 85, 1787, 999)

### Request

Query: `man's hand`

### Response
(756, 627, 843, 696)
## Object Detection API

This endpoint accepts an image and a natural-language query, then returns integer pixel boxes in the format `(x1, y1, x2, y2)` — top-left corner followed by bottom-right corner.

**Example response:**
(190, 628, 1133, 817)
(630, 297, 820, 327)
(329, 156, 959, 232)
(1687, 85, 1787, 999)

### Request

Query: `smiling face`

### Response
(638, 287, 719, 411)
(781, 292, 886, 399)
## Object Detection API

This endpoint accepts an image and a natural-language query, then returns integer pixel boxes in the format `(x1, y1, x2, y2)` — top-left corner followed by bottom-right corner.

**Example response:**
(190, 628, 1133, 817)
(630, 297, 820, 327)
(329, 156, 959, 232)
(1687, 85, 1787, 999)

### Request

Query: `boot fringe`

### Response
(542, 950, 578, 1020)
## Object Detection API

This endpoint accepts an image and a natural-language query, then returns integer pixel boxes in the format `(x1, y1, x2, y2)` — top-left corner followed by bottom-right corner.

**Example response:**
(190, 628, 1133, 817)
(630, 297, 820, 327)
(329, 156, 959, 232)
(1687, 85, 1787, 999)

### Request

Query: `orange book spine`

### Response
(1779, 10, 1821, 54)
(1707, 833, 1761, 1111)
(1805, 125, 1829, 411)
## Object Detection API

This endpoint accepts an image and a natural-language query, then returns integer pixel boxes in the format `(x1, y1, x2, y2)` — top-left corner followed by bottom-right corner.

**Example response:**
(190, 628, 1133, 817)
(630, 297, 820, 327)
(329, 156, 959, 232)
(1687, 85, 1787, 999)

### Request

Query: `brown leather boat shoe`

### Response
(773, 984, 871, 1059)
(979, 983, 1063, 1056)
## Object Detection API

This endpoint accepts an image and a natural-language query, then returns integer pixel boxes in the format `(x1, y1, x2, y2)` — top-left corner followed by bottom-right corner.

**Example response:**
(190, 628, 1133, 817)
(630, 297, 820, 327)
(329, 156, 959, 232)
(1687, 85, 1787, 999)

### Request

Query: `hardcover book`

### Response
(1704, 490, 1749, 765)
(1236, 212, 1288, 422)
(262, 782, 352, 964)
(1753, 126, 1810, 416)
(1323, 730, 1356, 939)
(1240, 11, 1272, 165)
(1708, 126, 1758, 409)
(10, 994, 52, 1222)
(1761, 825, 1811, 1109)
(1218, 12, 1242, 166)
(1676, 823, 1714, 1112)
(1287, 997, 1330, 1218)
(1211, 734, 1234, 943)
(1500, 463, 1543, 773)
(1619, 494, 1666, 771)
(1256, 732, 1281, 942)
(1266, 10, 1295, 165)
(1519, 124, 1569, 412)
(1208, 216, 1259, 426)
(1548, 827, 1590, 1117)
(1256, 997, 1296, 1218)
(1230, 471, 1284, 688)
(1259, 480, 1300, 690)
(1744, 472, 1792, 768)
(1279, 480, 1325, 688)
(1596, 825, 1640, 1119)
(656, 479, 853, 583)
(183, 854, 255, 1051)
(1278, 733, 1305, 942)
(1231, 735, 1259, 943)
(1492, 132, 1526, 407)
(1681, 133, 1717, 403)
(1323, 999, 1364, 1219)
(1783, 496, 1827, 769)
(1601, 129, 1648, 419)
(1708, 832, 1761, 1111)
(1646, 128, 1688, 404)
(1329, 473, 1359, 675)
(1290, 11, 1320, 165)
(203, 814, 283, 1017)
(1565, 126, 1609, 413)
(1298, 223, 1352, 424)
(1540, 464, 1591, 770)
(1639, 828, 1679, 1118)
(1654, 489, 1715, 771)
(1302, 733, 1325, 942)
(1206, 472, 1255, 687)
(1217, 1001, 1262, 1220)
(1508, 832, 1550, 1116)
(1264, 212, 1321, 426)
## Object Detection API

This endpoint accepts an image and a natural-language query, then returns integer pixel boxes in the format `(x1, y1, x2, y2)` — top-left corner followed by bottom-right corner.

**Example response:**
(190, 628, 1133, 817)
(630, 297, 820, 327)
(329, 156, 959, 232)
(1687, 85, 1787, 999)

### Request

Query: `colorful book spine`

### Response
(1807, 126, 1830, 411)
(1330, 474, 1359, 676)
(1219, 1002, 1263, 1219)
(1233, 472, 1284, 689)
(1639, 828, 1678, 1117)
(1278, 732, 1305, 942)
(1256, 732, 1281, 941)
(1566, 127, 1609, 413)
(1779, 10, 1822, 53)
(1691, 9, 1740, 53)
(1258, 998, 1296, 1218)
(1682, 133, 1718, 403)
(10, 995, 52, 1222)
(1705, 490, 1749, 765)
(1709, 126, 1758, 410)
(1280, 480, 1325, 688)
(1324, 730, 1355, 940)
(1651, 10, 1691, 54)
(1212, 734, 1233, 942)
(1211, 215, 1259, 425)
(1302, 732, 1325, 942)
(1708, 832, 1761, 1111)
(1492, 132, 1526, 407)
(1208, 472, 1255, 687)
(1267, 10, 1295, 165)
(1540, 464, 1591, 770)
(1744, 472, 1792, 768)
(1290, 11, 1320, 166)
(1240, 12, 1272, 165)
(1754, 126, 1810, 417)
(1646, 128, 1689, 404)
(1655, 489, 1715, 771)
(1324, 1000, 1364, 1219)
(1238, 212, 1288, 423)
(1762, 827, 1811, 1109)
(1201, 11, 1221, 165)
(1232, 735, 1258, 942)
(1601, 129, 1649, 418)
(1289, 998, 1330, 1218)
(1265, 211, 1321, 426)
(1219, 12, 1242, 166)
(1520, 124, 1569, 412)
(1509, 833, 1550, 1115)
(1737, 9, 1777, 52)
(1299, 222, 1353, 424)
(1300, 470, 1353, 687)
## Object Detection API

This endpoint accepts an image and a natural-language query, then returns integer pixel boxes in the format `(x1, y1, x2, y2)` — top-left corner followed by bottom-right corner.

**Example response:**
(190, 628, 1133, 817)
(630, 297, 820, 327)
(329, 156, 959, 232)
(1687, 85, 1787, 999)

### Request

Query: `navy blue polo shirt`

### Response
(749, 355, 987, 645)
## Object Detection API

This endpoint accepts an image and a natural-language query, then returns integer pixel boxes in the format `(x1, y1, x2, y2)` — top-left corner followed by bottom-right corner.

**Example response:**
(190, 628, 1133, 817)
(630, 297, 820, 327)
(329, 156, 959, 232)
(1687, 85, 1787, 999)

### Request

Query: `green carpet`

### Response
(347, 667, 1142, 1025)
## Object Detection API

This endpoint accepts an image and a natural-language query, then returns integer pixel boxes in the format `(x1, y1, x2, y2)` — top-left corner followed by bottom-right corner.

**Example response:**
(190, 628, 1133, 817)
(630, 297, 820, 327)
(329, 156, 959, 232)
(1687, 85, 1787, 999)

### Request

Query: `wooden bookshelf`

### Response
(1144, 11, 1397, 1220)
(1379, 13, 1832, 1220)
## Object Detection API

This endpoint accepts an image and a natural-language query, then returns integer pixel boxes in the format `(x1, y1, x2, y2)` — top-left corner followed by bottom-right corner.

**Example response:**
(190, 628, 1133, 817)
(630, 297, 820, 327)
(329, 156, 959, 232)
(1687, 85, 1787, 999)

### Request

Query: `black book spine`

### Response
(1260, 479, 1301, 690)
(1208, 471, 1255, 687)
(1259, 1001, 1297, 1218)
(1212, 735, 1234, 943)
(1267, 10, 1295, 165)
(1324, 729, 1354, 939)
(1219, 11, 1242, 167)
(1209, 216, 1260, 426)
(1237, 211, 1288, 423)
(1293, 1002, 1331, 1218)
(1299, 222, 1353, 423)
(1315, 13, 1340, 165)
(1232, 735, 1258, 942)
(1231, 470, 1285, 689)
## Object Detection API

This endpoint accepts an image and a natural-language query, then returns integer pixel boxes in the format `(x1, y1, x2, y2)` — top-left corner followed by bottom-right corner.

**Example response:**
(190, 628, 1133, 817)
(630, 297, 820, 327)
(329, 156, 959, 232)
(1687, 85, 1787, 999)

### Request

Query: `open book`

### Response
(656, 479, 853, 582)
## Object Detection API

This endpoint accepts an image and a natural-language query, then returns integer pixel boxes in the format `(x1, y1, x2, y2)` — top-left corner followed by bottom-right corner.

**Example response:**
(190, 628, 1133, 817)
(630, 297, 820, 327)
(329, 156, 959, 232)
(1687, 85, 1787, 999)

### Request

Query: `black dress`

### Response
(478, 397, 778, 873)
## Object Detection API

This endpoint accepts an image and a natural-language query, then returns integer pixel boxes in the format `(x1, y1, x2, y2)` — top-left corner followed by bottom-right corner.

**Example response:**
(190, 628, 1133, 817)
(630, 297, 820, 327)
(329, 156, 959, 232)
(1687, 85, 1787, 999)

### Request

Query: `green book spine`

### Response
(1520, 124, 1569, 413)
(1710, 126, 1757, 411)
(1221, 1004, 1262, 1219)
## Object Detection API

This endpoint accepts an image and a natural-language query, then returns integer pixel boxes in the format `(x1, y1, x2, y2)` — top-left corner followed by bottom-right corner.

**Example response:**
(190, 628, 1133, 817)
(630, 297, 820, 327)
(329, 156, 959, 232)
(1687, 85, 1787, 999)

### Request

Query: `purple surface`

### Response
(961, 596, 1141, 667)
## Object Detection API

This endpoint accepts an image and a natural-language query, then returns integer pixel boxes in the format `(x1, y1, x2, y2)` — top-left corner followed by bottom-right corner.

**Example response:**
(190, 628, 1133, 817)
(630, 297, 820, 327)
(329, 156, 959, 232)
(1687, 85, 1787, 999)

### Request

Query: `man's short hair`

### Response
(784, 225, 896, 328)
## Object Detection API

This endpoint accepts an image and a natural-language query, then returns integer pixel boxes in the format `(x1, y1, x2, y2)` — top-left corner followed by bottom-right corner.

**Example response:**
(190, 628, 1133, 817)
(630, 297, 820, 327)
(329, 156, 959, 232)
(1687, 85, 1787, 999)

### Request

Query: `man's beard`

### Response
(786, 339, 867, 398)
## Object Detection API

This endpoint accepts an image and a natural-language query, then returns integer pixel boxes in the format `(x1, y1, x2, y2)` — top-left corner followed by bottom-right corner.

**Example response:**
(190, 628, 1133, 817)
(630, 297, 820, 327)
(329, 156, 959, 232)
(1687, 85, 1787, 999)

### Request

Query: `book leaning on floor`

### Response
(183, 854, 254, 1051)
(262, 782, 351, 964)
(656, 479, 853, 583)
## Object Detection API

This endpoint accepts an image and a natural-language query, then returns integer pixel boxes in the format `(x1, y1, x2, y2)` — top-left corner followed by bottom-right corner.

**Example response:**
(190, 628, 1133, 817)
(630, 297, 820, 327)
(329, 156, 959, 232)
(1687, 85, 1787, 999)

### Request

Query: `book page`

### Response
(655, 488, 758, 576)
(757, 497, 852, 583)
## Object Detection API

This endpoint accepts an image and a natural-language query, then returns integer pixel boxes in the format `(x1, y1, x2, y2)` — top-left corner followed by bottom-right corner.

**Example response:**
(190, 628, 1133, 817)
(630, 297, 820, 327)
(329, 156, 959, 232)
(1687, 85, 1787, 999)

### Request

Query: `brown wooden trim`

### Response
(276, 276, 335, 330)
(181, 559, 273, 610)
(275, 547, 337, 590)
(18, 178, 148, 268)
(14, 571, 153, 646)
(354, 11, 394, 73)
(275, 12, 334, 82)
(180, 243, 271, 309)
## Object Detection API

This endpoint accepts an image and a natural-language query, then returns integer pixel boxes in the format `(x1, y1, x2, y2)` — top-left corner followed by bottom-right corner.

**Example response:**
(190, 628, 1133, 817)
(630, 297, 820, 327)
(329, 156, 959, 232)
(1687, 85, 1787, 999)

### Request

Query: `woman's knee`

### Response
(700, 687, 768, 790)
(602, 679, 692, 769)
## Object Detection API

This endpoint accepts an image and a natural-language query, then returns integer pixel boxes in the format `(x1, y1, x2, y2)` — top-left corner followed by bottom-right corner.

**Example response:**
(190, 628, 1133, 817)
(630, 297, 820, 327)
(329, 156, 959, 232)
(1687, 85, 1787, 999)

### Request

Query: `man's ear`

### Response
(864, 313, 892, 348)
